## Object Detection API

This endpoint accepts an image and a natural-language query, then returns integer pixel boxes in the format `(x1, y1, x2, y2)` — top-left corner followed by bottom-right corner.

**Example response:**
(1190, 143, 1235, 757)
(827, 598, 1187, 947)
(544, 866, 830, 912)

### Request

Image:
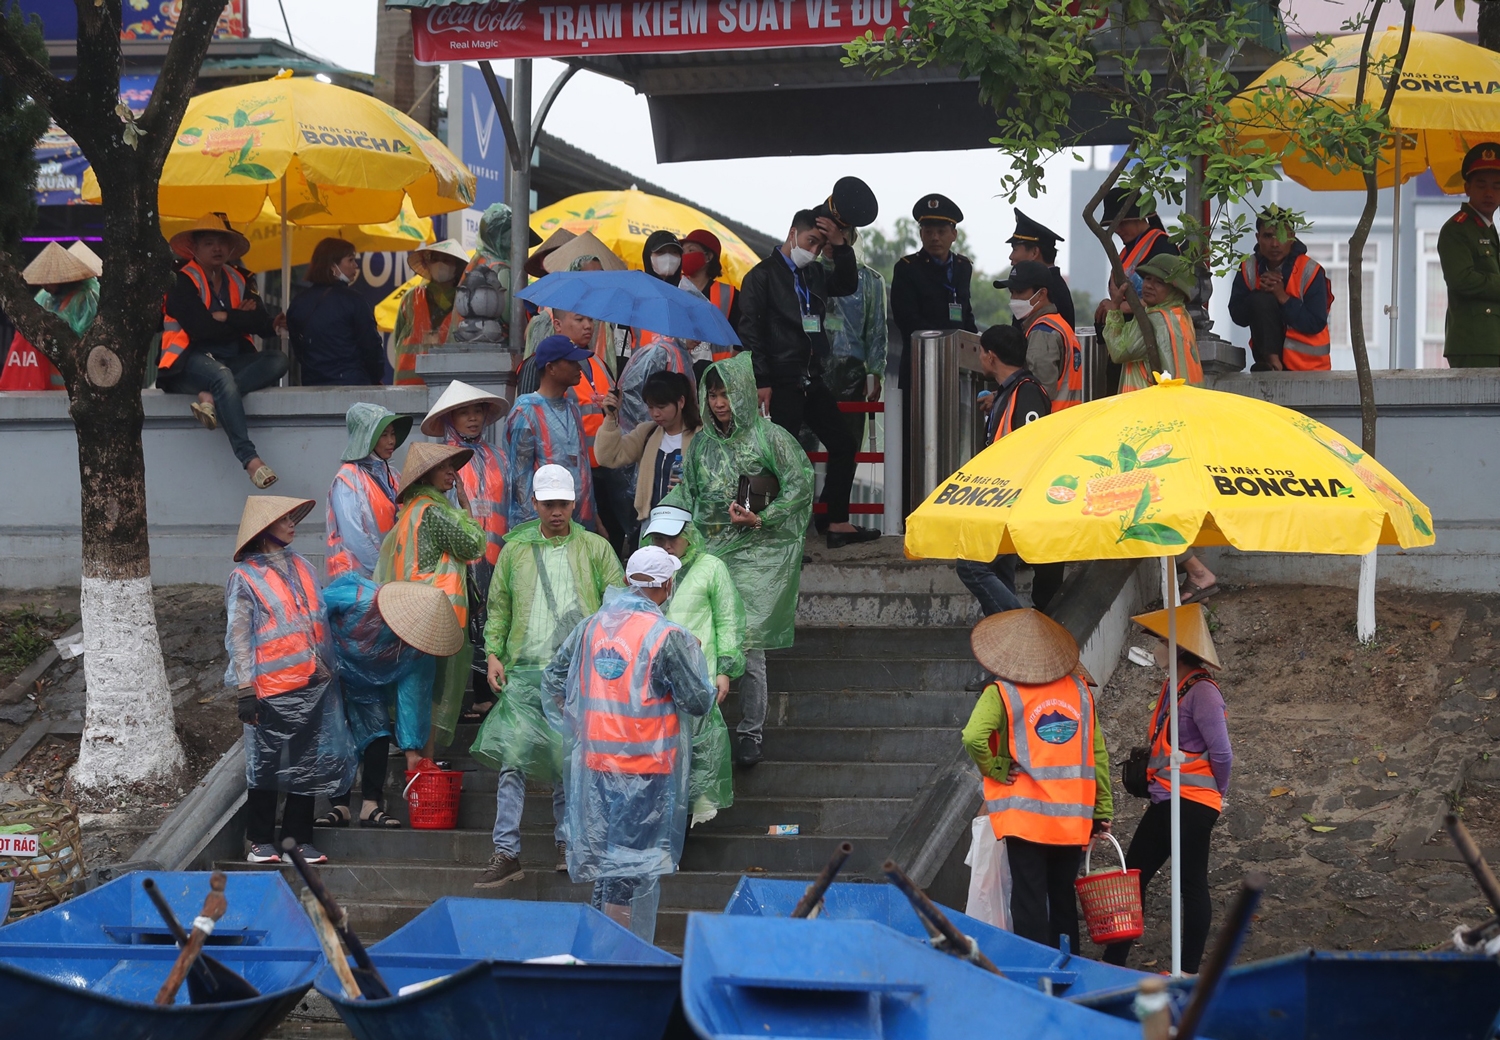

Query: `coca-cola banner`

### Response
(409, 0, 907, 62)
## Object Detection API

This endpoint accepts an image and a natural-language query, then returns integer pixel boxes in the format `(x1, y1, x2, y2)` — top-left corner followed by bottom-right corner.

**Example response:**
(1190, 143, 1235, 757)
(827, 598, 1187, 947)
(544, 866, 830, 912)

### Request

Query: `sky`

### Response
(247, 0, 1084, 273)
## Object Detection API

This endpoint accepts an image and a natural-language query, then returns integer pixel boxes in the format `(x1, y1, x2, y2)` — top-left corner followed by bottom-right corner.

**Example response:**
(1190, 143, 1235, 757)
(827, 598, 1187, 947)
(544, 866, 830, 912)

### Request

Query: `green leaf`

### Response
(205, 114, 229, 125)
(238, 137, 254, 163)
(1412, 512, 1432, 537)
(286, 201, 331, 220)
(1140, 455, 1182, 468)
(1078, 454, 1113, 468)
(1131, 483, 1151, 526)
(232, 109, 248, 128)
(1118, 523, 1186, 547)
(1118, 443, 1139, 472)
(1310, 825, 1337, 833)
(1302, 813, 1317, 824)
(227, 162, 277, 181)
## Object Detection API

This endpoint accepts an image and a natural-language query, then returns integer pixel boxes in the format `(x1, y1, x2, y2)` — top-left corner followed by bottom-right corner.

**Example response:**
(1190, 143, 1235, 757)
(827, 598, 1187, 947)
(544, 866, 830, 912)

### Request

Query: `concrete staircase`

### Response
(219, 545, 982, 952)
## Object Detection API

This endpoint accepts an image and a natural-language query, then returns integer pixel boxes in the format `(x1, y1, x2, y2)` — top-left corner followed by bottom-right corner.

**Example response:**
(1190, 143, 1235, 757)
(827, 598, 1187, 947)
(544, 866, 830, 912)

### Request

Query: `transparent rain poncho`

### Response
(616, 337, 695, 434)
(471, 519, 624, 781)
(326, 403, 402, 580)
(225, 550, 357, 796)
(542, 586, 714, 885)
(324, 573, 438, 752)
(665, 524, 745, 822)
(503, 392, 597, 532)
(661, 352, 814, 650)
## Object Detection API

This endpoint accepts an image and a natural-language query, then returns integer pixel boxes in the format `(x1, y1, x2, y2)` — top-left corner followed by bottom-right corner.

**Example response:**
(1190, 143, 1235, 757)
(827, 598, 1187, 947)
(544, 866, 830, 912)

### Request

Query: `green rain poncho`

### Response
(662, 352, 813, 650)
(666, 523, 745, 821)
(471, 518, 624, 780)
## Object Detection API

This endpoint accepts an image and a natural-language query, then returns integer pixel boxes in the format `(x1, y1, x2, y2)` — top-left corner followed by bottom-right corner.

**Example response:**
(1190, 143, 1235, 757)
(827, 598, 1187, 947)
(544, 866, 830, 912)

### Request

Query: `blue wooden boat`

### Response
(317, 897, 682, 1040)
(0, 870, 324, 1040)
(725, 876, 1143, 997)
(1075, 948, 1500, 1040)
(683, 912, 1147, 1040)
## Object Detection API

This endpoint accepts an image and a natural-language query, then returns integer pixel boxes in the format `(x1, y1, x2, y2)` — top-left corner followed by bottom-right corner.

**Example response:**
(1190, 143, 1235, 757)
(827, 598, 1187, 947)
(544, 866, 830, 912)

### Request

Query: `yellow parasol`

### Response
(905, 375, 1434, 975)
(159, 197, 433, 276)
(530, 189, 761, 288)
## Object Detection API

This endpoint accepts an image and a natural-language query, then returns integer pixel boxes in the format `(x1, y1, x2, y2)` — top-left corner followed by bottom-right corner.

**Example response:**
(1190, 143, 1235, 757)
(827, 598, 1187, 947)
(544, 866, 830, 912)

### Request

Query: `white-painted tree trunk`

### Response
(71, 575, 185, 794)
(1357, 550, 1378, 644)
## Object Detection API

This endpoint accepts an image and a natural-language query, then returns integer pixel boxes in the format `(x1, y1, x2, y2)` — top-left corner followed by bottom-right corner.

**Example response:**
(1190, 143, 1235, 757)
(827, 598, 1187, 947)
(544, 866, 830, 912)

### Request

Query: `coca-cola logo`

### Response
(425, 1, 526, 34)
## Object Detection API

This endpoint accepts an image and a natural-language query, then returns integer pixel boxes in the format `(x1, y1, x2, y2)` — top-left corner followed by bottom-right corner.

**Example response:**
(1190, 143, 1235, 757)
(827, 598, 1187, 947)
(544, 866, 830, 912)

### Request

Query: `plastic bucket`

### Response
(403, 768, 463, 830)
(1074, 831, 1143, 944)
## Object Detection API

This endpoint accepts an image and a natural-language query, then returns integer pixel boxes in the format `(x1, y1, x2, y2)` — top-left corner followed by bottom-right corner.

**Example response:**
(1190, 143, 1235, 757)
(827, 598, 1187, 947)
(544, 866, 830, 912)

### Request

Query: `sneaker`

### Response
(474, 852, 523, 889)
(735, 735, 763, 767)
(555, 841, 568, 873)
(246, 843, 281, 864)
(286, 843, 328, 865)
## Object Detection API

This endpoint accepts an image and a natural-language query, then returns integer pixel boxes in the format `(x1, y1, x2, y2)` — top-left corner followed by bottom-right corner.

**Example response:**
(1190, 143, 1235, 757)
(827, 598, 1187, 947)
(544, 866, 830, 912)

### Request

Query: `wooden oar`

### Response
(791, 842, 853, 919)
(142, 877, 259, 1004)
(280, 838, 391, 1000)
(1173, 872, 1265, 1040)
(154, 871, 229, 1006)
(1446, 814, 1500, 917)
(882, 859, 1005, 976)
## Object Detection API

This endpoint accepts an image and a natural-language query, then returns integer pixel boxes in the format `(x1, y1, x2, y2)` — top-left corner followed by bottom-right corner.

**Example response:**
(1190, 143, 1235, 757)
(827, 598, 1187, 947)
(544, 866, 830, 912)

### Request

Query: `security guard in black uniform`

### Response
(1003, 209, 1075, 329)
(890, 193, 977, 515)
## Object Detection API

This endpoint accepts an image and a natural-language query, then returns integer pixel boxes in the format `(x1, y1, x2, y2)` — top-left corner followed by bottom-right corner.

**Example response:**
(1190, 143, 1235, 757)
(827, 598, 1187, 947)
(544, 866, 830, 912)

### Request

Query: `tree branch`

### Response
(1081, 154, 1168, 373)
(0, 255, 82, 382)
(0, 7, 72, 124)
(136, 0, 223, 172)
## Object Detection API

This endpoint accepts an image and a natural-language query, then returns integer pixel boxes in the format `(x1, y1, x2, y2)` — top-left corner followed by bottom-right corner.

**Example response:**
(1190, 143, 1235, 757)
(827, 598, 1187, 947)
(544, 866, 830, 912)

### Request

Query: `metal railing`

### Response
(909, 329, 989, 508)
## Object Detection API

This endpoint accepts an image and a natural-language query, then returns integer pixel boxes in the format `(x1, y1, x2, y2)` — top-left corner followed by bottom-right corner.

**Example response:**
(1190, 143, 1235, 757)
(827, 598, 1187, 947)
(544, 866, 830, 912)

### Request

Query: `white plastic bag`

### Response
(964, 815, 1012, 930)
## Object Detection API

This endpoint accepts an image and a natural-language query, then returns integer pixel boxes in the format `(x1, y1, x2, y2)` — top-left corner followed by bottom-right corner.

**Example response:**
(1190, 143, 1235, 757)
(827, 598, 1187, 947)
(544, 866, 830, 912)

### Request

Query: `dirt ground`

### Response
(1088, 584, 1500, 967)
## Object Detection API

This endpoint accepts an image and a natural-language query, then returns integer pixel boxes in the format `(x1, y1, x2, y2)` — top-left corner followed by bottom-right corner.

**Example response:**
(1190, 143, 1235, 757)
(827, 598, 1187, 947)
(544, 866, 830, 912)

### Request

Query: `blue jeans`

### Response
(491, 766, 565, 857)
(159, 348, 289, 465)
(957, 554, 1024, 616)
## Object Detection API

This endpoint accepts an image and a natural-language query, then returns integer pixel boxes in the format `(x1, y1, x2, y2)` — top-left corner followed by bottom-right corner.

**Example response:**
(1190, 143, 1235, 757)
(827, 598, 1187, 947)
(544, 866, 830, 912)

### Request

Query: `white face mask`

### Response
(789, 246, 818, 269)
(651, 252, 681, 277)
(334, 268, 351, 284)
(1009, 296, 1035, 320)
(427, 260, 457, 283)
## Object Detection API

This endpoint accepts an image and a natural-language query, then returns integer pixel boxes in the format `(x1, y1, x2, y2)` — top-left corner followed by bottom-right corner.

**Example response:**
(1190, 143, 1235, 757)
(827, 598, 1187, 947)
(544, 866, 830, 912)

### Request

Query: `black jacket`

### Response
(737, 244, 858, 389)
(163, 264, 277, 358)
(890, 249, 977, 387)
(984, 368, 1051, 445)
(287, 282, 385, 385)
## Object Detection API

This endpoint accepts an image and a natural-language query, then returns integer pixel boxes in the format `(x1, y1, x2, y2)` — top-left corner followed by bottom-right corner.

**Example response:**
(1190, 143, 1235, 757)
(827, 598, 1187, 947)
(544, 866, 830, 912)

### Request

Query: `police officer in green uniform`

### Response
(1004, 209, 1075, 329)
(1439, 142, 1500, 368)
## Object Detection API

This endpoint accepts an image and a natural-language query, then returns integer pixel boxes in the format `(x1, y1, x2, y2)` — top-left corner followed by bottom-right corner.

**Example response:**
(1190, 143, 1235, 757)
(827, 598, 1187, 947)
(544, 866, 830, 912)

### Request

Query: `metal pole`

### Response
(1167, 555, 1182, 977)
(1388, 141, 1402, 370)
(507, 59, 532, 353)
(280, 175, 291, 382)
(921, 333, 939, 499)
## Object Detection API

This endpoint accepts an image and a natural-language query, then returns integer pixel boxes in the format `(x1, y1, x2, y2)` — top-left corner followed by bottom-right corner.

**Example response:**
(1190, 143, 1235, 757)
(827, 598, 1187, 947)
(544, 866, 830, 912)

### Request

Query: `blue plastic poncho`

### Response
(224, 550, 357, 797)
(542, 586, 713, 884)
(324, 573, 438, 752)
(503, 391, 597, 531)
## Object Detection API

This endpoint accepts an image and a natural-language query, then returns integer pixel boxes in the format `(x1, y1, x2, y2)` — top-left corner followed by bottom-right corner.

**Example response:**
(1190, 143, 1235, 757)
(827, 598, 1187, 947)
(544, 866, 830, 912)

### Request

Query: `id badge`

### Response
(824, 312, 845, 332)
(948, 301, 963, 322)
(802, 314, 822, 334)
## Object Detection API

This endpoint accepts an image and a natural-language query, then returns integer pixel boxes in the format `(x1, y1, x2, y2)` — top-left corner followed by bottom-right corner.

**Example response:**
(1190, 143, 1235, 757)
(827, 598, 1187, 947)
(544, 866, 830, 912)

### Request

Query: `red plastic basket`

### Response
(403, 768, 463, 830)
(1074, 832, 1143, 944)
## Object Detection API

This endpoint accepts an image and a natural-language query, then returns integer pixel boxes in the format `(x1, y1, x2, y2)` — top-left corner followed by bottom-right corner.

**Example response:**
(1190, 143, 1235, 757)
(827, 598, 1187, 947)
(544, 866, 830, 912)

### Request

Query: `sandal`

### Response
(315, 806, 351, 828)
(1180, 580, 1220, 605)
(360, 808, 402, 829)
(460, 701, 495, 722)
(190, 401, 218, 430)
(250, 465, 278, 489)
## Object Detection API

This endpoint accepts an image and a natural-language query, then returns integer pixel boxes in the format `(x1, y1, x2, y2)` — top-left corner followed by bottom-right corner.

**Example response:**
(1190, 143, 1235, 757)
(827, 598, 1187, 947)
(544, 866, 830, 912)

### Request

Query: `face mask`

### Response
(1009, 296, 1035, 320)
(427, 260, 456, 283)
(652, 252, 681, 277)
(680, 251, 708, 277)
(335, 268, 351, 284)
(789, 246, 817, 269)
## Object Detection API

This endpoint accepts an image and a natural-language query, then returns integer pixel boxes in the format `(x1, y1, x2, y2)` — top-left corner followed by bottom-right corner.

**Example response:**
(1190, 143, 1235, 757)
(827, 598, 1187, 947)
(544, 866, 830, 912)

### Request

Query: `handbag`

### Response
(735, 472, 780, 513)
(1122, 746, 1151, 799)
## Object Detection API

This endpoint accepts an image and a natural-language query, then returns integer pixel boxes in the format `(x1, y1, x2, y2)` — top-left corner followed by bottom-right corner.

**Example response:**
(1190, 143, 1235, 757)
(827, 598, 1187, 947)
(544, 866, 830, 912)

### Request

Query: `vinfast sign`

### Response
(409, 0, 906, 61)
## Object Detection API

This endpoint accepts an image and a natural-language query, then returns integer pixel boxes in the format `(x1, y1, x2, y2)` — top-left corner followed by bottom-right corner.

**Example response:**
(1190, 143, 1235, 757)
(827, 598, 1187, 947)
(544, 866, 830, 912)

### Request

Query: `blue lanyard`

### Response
(780, 249, 813, 314)
(936, 253, 957, 301)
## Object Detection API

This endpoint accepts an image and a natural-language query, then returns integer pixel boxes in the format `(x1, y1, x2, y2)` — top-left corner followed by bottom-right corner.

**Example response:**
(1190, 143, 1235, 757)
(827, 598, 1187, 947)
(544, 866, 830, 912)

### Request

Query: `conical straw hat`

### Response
(66, 241, 103, 278)
(420, 380, 507, 437)
(168, 213, 250, 261)
(376, 581, 465, 656)
(408, 238, 470, 279)
(542, 231, 628, 274)
(970, 608, 1080, 685)
(1132, 603, 1222, 670)
(22, 242, 96, 286)
(233, 495, 315, 561)
(399, 441, 473, 498)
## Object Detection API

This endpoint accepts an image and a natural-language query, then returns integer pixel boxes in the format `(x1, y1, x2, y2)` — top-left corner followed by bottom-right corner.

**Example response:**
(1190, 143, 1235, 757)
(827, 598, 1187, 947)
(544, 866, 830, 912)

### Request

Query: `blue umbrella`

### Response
(517, 270, 741, 346)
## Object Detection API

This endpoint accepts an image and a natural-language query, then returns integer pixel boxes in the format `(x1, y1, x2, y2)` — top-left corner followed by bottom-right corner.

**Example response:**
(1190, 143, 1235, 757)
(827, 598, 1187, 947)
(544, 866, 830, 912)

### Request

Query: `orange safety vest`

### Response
(1146, 668, 1224, 811)
(236, 554, 326, 700)
(1239, 254, 1333, 371)
(325, 463, 398, 579)
(159, 261, 247, 371)
(1156, 303, 1204, 385)
(394, 287, 455, 386)
(581, 607, 679, 774)
(385, 496, 468, 628)
(992, 375, 1050, 443)
(449, 434, 508, 567)
(568, 354, 615, 468)
(1120, 228, 1167, 279)
(983, 674, 1097, 846)
(709, 281, 738, 362)
(1028, 312, 1083, 410)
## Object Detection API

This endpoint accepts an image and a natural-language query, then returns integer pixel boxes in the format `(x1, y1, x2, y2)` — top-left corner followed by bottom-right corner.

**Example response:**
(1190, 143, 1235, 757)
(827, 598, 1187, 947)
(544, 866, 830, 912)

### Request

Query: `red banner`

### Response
(410, 0, 907, 62)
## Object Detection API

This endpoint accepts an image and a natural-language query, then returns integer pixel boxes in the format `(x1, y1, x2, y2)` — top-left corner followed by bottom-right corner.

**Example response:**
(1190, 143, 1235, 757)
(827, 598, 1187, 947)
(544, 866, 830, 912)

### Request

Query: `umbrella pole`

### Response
(1388, 142, 1402, 370)
(1168, 554, 1182, 977)
(280, 175, 292, 383)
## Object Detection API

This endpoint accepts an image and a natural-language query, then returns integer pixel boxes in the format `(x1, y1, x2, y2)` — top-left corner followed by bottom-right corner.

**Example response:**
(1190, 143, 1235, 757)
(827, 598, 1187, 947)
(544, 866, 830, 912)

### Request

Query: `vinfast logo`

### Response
(470, 94, 497, 160)
(425, 2, 526, 34)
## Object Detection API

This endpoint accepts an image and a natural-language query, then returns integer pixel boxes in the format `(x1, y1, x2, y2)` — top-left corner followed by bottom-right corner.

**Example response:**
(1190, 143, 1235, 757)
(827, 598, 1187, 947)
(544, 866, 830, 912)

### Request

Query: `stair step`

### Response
(765, 657, 974, 692)
(678, 833, 886, 873)
(722, 689, 976, 728)
(736, 726, 956, 763)
(767, 627, 972, 660)
(732, 761, 936, 799)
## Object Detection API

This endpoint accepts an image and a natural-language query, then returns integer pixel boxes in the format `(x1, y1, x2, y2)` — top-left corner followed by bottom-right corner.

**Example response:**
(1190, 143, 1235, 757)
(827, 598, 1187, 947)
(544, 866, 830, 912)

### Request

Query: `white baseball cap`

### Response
(531, 464, 576, 502)
(641, 505, 692, 539)
(625, 545, 682, 588)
